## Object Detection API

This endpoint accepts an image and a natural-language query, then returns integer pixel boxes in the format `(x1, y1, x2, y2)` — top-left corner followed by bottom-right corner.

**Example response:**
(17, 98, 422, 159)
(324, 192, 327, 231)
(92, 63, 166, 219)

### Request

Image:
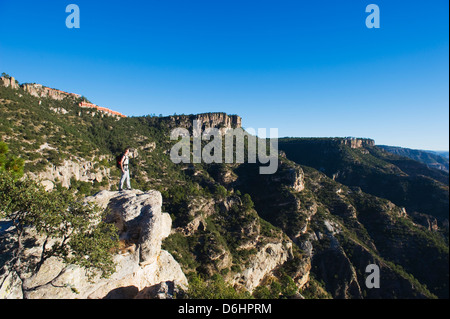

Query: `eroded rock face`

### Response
(20, 83, 81, 100)
(168, 113, 242, 135)
(0, 190, 187, 299)
(100, 190, 172, 266)
(339, 138, 375, 149)
(232, 242, 293, 293)
(0, 76, 18, 89)
(27, 158, 110, 189)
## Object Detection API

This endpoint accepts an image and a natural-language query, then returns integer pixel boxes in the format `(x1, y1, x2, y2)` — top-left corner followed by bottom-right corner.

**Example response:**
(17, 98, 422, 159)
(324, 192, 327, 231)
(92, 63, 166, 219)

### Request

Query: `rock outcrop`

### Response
(79, 101, 126, 118)
(27, 157, 111, 189)
(0, 76, 18, 89)
(0, 190, 188, 299)
(339, 138, 375, 149)
(21, 83, 81, 100)
(270, 164, 305, 192)
(1, 74, 125, 118)
(167, 113, 242, 135)
(232, 242, 293, 293)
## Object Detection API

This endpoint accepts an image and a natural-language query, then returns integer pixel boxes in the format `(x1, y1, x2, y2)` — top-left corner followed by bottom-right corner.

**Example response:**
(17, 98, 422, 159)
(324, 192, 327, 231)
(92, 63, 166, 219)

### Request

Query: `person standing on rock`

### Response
(119, 148, 132, 191)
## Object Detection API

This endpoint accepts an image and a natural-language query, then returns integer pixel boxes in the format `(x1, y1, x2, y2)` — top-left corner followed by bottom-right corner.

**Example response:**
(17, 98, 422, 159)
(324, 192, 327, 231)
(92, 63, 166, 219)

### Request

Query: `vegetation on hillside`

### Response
(0, 82, 448, 299)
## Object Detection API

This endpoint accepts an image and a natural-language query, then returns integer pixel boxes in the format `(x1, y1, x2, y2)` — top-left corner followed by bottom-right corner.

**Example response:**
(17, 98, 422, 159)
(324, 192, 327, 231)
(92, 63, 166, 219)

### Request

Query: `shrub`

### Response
(185, 273, 252, 299)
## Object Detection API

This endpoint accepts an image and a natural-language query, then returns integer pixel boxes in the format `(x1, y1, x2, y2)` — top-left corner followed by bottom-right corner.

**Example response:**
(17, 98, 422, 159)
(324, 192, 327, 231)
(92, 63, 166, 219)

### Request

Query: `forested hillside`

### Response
(1, 80, 448, 299)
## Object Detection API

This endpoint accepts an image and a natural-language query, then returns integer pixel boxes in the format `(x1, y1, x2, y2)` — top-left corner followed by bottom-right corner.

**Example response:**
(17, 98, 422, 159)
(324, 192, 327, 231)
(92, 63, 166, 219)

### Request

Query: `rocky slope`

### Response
(279, 138, 449, 225)
(229, 156, 445, 298)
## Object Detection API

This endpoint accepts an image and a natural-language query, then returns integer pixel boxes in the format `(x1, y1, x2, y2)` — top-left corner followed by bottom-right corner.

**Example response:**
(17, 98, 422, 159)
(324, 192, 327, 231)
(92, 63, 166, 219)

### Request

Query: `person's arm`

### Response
(120, 156, 125, 173)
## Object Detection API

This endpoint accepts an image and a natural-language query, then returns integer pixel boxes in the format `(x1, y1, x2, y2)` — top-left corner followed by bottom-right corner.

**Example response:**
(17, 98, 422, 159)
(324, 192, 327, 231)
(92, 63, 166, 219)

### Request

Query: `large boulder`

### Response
(0, 190, 187, 299)
(95, 189, 172, 266)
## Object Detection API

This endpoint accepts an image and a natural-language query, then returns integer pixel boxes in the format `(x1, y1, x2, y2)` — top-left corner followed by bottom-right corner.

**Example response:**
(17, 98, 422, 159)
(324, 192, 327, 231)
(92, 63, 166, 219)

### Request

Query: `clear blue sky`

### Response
(0, 0, 448, 150)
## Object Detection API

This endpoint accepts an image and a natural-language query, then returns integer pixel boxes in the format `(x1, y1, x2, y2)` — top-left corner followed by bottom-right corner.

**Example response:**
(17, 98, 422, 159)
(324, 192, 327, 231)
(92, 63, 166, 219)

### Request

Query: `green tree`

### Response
(186, 273, 252, 299)
(0, 170, 119, 298)
(0, 141, 24, 178)
(214, 185, 228, 199)
(241, 193, 254, 211)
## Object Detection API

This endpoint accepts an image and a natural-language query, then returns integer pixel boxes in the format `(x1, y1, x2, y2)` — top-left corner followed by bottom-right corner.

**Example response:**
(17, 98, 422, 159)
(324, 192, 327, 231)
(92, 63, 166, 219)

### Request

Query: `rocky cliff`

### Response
(28, 157, 111, 190)
(1, 75, 126, 118)
(0, 190, 188, 299)
(21, 83, 81, 101)
(167, 112, 242, 135)
(79, 101, 126, 118)
(339, 138, 375, 149)
(0, 76, 19, 90)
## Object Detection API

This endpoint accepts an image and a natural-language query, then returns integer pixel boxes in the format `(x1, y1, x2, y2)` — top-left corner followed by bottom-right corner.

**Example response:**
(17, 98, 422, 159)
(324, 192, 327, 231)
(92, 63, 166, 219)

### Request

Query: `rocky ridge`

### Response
(0, 75, 81, 101)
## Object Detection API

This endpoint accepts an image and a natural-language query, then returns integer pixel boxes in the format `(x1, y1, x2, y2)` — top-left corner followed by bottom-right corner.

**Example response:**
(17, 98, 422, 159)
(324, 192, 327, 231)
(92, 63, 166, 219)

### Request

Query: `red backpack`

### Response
(116, 154, 124, 169)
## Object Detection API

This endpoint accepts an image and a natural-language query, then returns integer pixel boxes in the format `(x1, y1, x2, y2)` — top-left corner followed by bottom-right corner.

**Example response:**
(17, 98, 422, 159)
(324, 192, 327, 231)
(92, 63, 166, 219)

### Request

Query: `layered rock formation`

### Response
(27, 157, 111, 189)
(0, 76, 18, 89)
(79, 101, 126, 118)
(269, 164, 305, 193)
(167, 112, 242, 135)
(279, 137, 375, 152)
(232, 242, 293, 293)
(339, 138, 375, 149)
(1, 74, 125, 118)
(0, 190, 187, 299)
(21, 83, 81, 100)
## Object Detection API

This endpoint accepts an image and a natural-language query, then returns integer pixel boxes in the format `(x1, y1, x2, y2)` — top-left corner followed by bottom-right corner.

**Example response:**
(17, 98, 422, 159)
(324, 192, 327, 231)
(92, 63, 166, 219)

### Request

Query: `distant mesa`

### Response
(340, 137, 375, 149)
(281, 137, 375, 149)
(1, 74, 126, 118)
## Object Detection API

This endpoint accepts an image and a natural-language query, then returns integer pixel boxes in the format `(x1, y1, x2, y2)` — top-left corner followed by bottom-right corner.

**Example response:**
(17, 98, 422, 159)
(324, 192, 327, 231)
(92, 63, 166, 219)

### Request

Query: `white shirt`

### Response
(122, 155, 129, 171)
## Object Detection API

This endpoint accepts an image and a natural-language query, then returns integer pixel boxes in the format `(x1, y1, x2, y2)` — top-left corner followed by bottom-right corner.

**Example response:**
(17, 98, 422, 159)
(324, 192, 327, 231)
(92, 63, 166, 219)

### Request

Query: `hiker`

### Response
(118, 148, 132, 191)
